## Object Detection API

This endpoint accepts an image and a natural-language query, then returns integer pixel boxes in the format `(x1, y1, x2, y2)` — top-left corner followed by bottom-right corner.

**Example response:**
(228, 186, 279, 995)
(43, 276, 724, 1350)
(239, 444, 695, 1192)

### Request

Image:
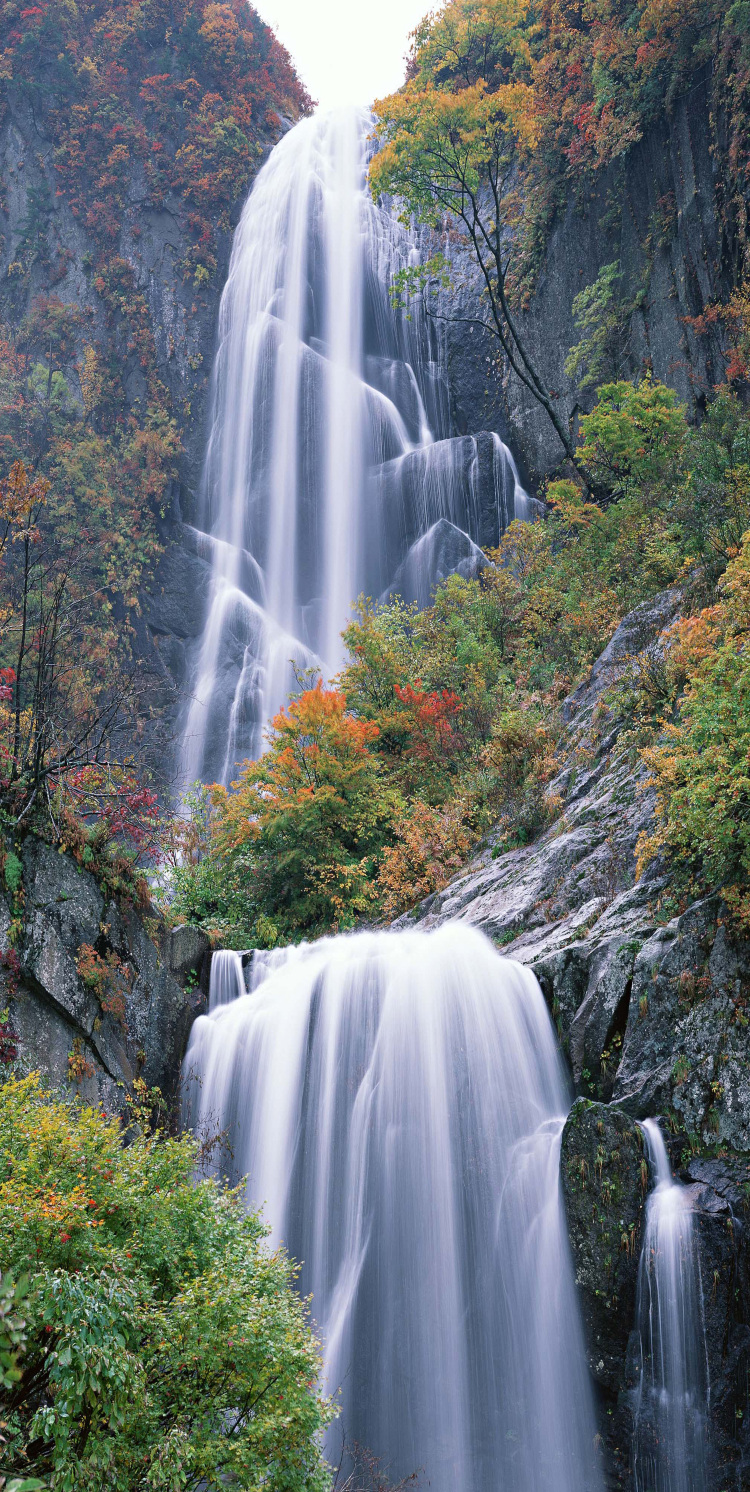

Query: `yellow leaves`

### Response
(546, 478, 597, 530)
(78, 345, 103, 418)
(719, 527, 750, 633)
(662, 609, 722, 686)
(0, 460, 49, 532)
(371, 0, 538, 208)
(496, 80, 538, 151)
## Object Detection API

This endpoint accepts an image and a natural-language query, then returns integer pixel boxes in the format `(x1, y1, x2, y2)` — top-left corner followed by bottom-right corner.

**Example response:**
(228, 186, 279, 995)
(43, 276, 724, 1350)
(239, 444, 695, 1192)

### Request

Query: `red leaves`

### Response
(395, 682, 464, 761)
(66, 765, 160, 861)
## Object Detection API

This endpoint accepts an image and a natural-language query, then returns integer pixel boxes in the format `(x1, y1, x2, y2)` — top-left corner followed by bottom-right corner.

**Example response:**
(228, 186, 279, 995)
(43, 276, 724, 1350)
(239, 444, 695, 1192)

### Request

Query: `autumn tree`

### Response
(204, 683, 399, 942)
(0, 460, 158, 829)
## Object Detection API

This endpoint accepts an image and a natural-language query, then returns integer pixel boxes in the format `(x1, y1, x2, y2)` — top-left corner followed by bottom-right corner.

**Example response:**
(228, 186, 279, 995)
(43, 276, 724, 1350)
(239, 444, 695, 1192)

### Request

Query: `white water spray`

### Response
(180, 109, 529, 787)
(633, 1118, 710, 1492)
(183, 924, 602, 1492)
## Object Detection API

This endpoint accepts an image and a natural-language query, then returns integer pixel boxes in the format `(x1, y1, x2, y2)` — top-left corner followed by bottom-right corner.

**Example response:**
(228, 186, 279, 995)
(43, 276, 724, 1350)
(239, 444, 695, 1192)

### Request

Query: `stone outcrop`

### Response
(1, 833, 210, 1115)
(561, 1100, 645, 1486)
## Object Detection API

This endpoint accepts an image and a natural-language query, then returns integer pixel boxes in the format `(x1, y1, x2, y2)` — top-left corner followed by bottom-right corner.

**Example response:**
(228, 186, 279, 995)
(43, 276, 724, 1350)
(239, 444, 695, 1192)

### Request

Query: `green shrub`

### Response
(0, 1074, 332, 1491)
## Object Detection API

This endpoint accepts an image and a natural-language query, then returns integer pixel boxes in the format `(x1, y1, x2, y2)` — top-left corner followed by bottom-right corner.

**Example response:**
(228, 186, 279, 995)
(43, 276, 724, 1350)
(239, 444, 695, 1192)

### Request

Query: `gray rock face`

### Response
(562, 1100, 645, 1393)
(1, 834, 210, 1115)
(446, 71, 727, 485)
(678, 1152, 750, 1489)
(0, 94, 281, 783)
(562, 1104, 750, 1490)
(561, 1100, 645, 1484)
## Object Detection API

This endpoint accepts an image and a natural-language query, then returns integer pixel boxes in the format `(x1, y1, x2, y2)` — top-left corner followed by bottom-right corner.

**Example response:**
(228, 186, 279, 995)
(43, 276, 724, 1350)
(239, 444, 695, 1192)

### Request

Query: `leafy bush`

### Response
(377, 800, 475, 919)
(637, 533, 750, 921)
(0, 1073, 332, 1492)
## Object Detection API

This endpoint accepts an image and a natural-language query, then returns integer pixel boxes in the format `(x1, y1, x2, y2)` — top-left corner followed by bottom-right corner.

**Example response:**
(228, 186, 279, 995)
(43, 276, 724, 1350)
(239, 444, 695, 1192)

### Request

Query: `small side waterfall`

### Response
(633, 1118, 710, 1492)
(180, 108, 530, 787)
(183, 925, 602, 1492)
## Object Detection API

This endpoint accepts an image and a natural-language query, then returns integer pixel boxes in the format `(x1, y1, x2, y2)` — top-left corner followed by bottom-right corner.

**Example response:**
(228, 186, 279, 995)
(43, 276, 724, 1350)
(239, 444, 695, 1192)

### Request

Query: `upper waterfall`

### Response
(180, 107, 528, 788)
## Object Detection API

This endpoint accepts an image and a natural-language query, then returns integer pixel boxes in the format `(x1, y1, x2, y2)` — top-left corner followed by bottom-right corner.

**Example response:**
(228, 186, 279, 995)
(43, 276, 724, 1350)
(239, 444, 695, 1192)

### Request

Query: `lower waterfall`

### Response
(633, 1119, 709, 1492)
(182, 924, 602, 1491)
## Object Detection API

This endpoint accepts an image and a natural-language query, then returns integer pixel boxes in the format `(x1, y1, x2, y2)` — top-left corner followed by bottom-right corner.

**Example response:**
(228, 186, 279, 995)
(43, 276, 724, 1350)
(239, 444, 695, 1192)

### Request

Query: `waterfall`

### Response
(633, 1119, 710, 1492)
(182, 924, 602, 1492)
(207, 949, 246, 1010)
(180, 108, 529, 788)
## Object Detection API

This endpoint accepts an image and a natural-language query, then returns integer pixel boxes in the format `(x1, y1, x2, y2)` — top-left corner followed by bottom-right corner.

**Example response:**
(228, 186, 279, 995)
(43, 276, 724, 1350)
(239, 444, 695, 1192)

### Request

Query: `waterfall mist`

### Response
(633, 1118, 710, 1492)
(180, 108, 529, 787)
(182, 924, 602, 1492)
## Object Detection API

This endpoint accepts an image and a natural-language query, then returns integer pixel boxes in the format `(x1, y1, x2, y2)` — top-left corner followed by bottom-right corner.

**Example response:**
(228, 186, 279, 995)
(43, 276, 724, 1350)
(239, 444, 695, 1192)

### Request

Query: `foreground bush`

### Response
(0, 1074, 332, 1492)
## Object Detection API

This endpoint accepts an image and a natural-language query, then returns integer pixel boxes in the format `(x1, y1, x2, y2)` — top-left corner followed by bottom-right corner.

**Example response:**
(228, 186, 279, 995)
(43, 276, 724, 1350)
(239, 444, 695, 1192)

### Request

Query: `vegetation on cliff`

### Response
(0, 0, 309, 842)
(371, 0, 750, 462)
(0, 0, 310, 287)
(0, 1073, 331, 1491)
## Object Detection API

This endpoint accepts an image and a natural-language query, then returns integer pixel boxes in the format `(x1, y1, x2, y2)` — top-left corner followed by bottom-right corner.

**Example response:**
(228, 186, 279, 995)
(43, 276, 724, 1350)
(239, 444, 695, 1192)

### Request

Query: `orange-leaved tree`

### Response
(209, 682, 399, 941)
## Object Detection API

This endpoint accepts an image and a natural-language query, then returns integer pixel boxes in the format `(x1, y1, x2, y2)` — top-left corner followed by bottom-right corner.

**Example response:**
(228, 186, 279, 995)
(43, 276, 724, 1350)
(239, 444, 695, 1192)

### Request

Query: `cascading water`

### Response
(207, 949, 246, 1010)
(180, 108, 530, 787)
(183, 924, 602, 1492)
(632, 1118, 710, 1492)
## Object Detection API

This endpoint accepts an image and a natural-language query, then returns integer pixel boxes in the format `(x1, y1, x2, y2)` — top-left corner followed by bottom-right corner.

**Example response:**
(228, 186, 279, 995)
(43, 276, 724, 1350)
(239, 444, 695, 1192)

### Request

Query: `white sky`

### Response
(253, 0, 431, 110)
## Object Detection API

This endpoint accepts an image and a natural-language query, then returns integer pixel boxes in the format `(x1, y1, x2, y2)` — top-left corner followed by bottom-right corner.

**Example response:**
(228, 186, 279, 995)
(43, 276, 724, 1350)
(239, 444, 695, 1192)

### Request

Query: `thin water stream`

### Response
(633, 1118, 710, 1492)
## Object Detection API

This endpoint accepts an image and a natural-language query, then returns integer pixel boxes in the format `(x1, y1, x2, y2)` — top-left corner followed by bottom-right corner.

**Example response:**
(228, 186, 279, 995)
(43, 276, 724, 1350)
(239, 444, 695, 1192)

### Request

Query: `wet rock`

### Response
(1, 832, 209, 1116)
(614, 903, 750, 1150)
(561, 1100, 645, 1488)
(446, 72, 728, 485)
(685, 1154, 750, 1488)
(561, 1101, 645, 1394)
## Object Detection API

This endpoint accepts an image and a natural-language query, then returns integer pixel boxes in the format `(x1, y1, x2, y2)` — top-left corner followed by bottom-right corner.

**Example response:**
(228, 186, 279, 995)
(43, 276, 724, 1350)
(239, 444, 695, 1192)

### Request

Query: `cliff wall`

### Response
(0, 0, 310, 784)
(446, 69, 731, 486)
(0, 832, 210, 1116)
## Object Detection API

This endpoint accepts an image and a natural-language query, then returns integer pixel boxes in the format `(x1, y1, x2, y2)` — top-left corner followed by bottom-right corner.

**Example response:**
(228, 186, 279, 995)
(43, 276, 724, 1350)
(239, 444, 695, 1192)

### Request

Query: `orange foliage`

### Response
(377, 799, 476, 920)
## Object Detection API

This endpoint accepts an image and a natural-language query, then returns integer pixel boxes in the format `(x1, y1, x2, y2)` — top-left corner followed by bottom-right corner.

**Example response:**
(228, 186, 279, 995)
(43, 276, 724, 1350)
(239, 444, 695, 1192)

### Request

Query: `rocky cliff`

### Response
(0, 833, 209, 1116)
(0, 0, 310, 785)
(394, 582, 750, 1486)
(446, 68, 731, 487)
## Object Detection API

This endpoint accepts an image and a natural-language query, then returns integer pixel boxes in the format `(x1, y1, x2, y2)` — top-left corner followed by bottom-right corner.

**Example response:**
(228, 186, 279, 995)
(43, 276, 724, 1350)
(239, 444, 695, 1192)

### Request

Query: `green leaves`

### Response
(0, 1075, 331, 1492)
(0, 1272, 28, 1389)
(577, 376, 688, 504)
